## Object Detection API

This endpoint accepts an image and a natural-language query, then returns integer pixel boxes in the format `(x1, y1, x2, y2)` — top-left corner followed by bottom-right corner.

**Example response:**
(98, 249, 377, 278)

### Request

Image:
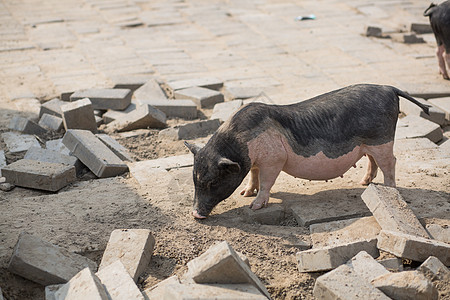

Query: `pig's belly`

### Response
(282, 145, 363, 180)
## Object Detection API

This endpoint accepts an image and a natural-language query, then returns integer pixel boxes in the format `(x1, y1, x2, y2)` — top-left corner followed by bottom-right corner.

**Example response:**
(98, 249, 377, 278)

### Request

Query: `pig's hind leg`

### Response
(364, 141, 396, 187)
(241, 166, 259, 197)
(437, 45, 449, 79)
(249, 163, 284, 210)
(359, 154, 378, 185)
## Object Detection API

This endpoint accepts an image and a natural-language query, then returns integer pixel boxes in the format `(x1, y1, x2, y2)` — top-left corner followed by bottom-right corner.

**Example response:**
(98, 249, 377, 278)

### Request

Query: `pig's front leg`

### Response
(241, 166, 259, 197)
(249, 162, 284, 210)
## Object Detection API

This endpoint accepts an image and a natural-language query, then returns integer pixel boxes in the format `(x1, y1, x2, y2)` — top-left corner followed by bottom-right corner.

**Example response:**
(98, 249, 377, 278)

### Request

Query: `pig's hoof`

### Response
(240, 188, 257, 197)
(249, 198, 267, 210)
(192, 210, 207, 219)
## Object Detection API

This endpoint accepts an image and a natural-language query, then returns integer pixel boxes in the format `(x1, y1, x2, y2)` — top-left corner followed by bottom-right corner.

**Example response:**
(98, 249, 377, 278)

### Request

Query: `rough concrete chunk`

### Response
(112, 75, 149, 92)
(99, 229, 155, 282)
(377, 230, 450, 265)
(211, 100, 243, 123)
(142, 276, 180, 300)
(24, 146, 82, 174)
(62, 129, 128, 178)
(54, 268, 108, 300)
(400, 97, 445, 125)
(372, 271, 438, 300)
(39, 113, 64, 131)
(163, 283, 267, 300)
(45, 284, 64, 300)
(39, 98, 65, 118)
(46, 139, 70, 155)
(102, 103, 137, 124)
(243, 204, 285, 225)
(313, 264, 390, 300)
(96, 134, 132, 162)
(70, 88, 132, 110)
(1, 132, 41, 154)
(365, 26, 383, 37)
(9, 116, 47, 135)
(184, 241, 271, 299)
(426, 222, 450, 244)
(167, 77, 223, 94)
(428, 97, 450, 124)
(417, 256, 449, 280)
(2, 159, 76, 191)
(310, 216, 381, 248)
(396, 115, 443, 143)
(133, 79, 167, 101)
(296, 239, 379, 272)
(0, 150, 6, 176)
(174, 86, 224, 108)
(7, 232, 97, 285)
(379, 258, 403, 271)
(136, 99, 197, 119)
(361, 184, 430, 238)
(346, 251, 389, 282)
(61, 98, 98, 133)
(403, 34, 425, 44)
(105, 104, 166, 132)
(96, 260, 144, 300)
(411, 23, 433, 34)
(159, 119, 221, 140)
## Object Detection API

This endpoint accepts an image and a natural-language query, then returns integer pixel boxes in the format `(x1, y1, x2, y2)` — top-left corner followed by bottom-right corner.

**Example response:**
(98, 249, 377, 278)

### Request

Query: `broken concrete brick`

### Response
(310, 216, 381, 248)
(411, 23, 433, 34)
(296, 239, 379, 272)
(225, 87, 263, 100)
(1, 132, 41, 154)
(426, 222, 450, 244)
(70, 88, 132, 110)
(133, 79, 167, 101)
(8, 232, 97, 285)
(396, 115, 443, 143)
(39, 98, 65, 118)
(428, 97, 450, 124)
(96, 260, 144, 300)
(96, 134, 132, 162)
(377, 230, 450, 265)
(184, 241, 271, 299)
(0, 150, 5, 176)
(2, 159, 76, 191)
(136, 99, 197, 119)
(400, 97, 445, 125)
(403, 34, 425, 44)
(61, 98, 98, 133)
(105, 104, 166, 132)
(313, 264, 390, 300)
(54, 268, 108, 300)
(102, 103, 136, 124)
(39, 113, 64, 132)
(99, 229, 155, 282)
(112, 75, 149, 92)
(62, 129, 128, 178)
(163, 283, 267, 300)
(129, 154, 193, 171)
(142, 276, 180, 300)
(174, 86, 224, 108)
(46, 139, 70, 155)
(24, 146, 82, 175)
(346, 251, 389, 282)
(365, 26, 383, 37)
(159, 119, 221, 140)
(167, 77, 223, 94)
(45, 284, 64, 300)
(394, 138, 438, 153)
(211, 100, 243, 123)
(9, 116, 47, 135)
(129, 166, 173, 188)
(379, 258, 404, 272)
(372, 271, 438, 300)
(417, 256, 449, 280)
(243, 204, 285, 225)
(361, 184, 430, 238)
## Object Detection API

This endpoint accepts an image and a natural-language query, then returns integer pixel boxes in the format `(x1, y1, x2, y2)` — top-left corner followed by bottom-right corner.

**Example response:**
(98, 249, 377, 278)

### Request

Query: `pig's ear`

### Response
(184, 141, 202, 155)
(218, 158, 241, 174)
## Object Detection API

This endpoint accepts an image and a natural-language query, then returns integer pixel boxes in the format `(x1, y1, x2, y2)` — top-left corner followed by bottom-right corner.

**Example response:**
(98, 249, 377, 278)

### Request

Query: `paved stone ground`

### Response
(0, 0, 445, 110)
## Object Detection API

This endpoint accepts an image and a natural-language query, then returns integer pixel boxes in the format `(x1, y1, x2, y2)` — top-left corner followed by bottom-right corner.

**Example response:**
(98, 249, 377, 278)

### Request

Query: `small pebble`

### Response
(0, 182, 15, 192)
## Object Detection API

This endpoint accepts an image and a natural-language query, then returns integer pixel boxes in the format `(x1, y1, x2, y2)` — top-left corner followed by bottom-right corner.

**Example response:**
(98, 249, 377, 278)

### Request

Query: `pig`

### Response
(185, 84, 429, 219)
(424, 1, 450, 79)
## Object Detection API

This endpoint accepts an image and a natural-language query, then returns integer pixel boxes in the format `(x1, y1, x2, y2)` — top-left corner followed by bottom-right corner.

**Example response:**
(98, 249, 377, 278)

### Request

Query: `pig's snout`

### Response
(192, 210, 207, 219)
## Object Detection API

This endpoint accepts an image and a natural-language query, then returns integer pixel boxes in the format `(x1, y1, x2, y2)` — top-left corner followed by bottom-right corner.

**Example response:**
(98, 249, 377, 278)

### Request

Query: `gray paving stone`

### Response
(70, 88, 132, 110)
(400, 97, 446, 125)
(61, 98, 98, 133)
(45, 284, 63, 300)
(361, 184, 430, 238)
(184, 241, 271, 299)
(225, 87, 264, 100)
(102, 103, 137, 124)
(39, 98, 65, 118)
(428, 97, 450, 124)
(174, 86, 224, 108)
(411, 23, 433, 34)
(377, 230, 450, 265)
(99, 229, 155, 282)
(24, 146, 82, 174)
(62, 129, 128, 178)
(46, 139, 70, 155)
(346, 251, 389, 283)
(111, 75, 152, 92)
(396, 115, 443, 143)
(365, 26, 383, 37)
(54, 268, 108, 300)
(426, 222, 450, 244)
(167, 77, 223, 94)
(96, 260, 144, 300)
(379, 258, 404, 272)
(39, 113, 64, 131)
(372, 271, 438, 300)
(7, 232, 97, 285)
(163, 283, 267, 300)
(133, 79, 167, 101)
(105, 104, 166, 132)
(9, 116, 47, 135)
(403, 34, 425, 44)
(2, 159, 76, 191)
(0, 150, 6, 177)
(2, 130, 41, 154)
(159, 119, 221, 140)
(313, 264, 390, 300)
(296, 239, 379, 273)
(135, 99, 197, 119)
(242, 204, 285, 225)
(417, 256, 449, 280)
(96, 134, 132, 162)
(408, 90, 450, 100)
(211, 100, 242, 123)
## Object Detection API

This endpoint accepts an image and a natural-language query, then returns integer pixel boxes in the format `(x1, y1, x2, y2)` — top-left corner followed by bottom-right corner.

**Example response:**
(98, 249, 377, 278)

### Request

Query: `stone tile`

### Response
(426, 221, 450, 244)
(396, 115, 443, 143)
(70, 88, 132, 110)
(346, 251, 389, 282)
(417, 256, 449, 280)
(127, 154, 193, 171)
(105, 104, 166, 132)
(46, 138, 70, 155)
(163, 283, 267, 300)
(378, 258, 403, 272)
(133, 79, 167, 101)
(142, 276, 180, 300)
(102, 103, 137, 124)
(136, 99, 197, 119)
(96, 134, 132, 162)
(38, 113, 64, 132)
(211, 100, 242, 123)
(428, 97, 450, 124)
(24, 146, 82, 174)
(400, 97, 446, 125)
(242, 204, 285, 225)
(159, 119, 221, 140)
(166, 77, 223, 94)
(8, 116, 47, 135)
(61, 98, 98, 133)
(54, 268, 108, 300)
(174, 86, 224, 108)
